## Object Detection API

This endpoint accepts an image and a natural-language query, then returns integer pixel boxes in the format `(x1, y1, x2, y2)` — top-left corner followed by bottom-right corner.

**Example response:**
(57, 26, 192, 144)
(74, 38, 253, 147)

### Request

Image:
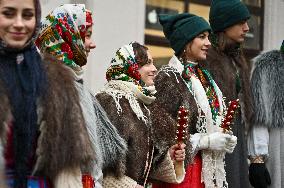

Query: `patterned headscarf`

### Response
(106, 42, 142, 83)
(86, 9, 93, 29)
(106, 42, 157, 96)
(35, 4, 92, 72)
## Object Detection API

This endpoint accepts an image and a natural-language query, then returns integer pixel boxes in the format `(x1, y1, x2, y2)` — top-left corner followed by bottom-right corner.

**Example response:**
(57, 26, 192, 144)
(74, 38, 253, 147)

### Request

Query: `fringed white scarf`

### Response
(169, 56, 228, 188)
(99, 80, 156, 124)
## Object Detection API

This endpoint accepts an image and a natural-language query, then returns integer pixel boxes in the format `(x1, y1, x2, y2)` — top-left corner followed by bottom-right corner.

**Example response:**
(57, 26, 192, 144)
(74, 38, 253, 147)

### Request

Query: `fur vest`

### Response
(0, 56, 94, 185)
(96, 93, 153, 185)
(251, 50, 284, 128)
(199, 46, 254, 128)
(199, 45, 251, 188)
(97, 80, 186, 187)
(151, 65, 198, 165)
(152, 63, 231, 187)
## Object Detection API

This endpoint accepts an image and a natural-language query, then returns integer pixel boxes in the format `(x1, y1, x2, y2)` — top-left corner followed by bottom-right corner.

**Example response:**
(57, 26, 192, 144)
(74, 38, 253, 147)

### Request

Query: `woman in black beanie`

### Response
(199, 0, 253, 187)
(151, 13, 237, 188)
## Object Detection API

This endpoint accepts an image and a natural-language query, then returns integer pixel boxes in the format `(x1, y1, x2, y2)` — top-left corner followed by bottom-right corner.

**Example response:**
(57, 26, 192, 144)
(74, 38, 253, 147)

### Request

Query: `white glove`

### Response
(199, 132, 236, 153)
(225, 135, 237, 153)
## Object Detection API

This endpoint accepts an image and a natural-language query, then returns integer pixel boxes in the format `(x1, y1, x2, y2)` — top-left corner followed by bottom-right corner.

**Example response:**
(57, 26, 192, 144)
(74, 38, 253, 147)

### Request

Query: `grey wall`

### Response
(83, 0, 146, 92)
(263, 0, 284, 51)
(41, 0, 284, 90)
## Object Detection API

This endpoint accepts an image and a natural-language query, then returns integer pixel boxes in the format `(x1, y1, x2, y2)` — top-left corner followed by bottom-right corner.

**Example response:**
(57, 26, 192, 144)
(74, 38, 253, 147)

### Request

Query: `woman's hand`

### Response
(169, 143, 186, 162)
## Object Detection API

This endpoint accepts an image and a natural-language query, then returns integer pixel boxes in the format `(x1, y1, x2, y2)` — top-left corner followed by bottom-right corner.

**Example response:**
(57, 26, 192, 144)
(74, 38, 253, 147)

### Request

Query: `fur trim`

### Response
(75, 82, 102, 176)
(34, 55, 94, 181)
(103, 175, 137, 188)
(0, 80, 9, 188)
(99, 80, 155, 123)
(150, 151, 185, 183)
(92, 95, 128, 172)
(0, 139, 7, 188)
(200, 47, 254, 130)
(0, 79, 10, 144)
(54, 167, 83, 188)
(251, 50, 284, 128)
(96, 93, 152, 184)
(151, 67, 197, 167)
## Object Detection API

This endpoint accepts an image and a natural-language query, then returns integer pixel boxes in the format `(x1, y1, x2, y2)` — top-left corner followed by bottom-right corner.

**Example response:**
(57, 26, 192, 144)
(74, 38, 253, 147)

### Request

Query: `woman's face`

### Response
(0, 0, 36, 48)
(138, 51, 157, 86)
(224, 20, 249, 43)
(84, 26, 96, 57)
(185, 31, 211, 62)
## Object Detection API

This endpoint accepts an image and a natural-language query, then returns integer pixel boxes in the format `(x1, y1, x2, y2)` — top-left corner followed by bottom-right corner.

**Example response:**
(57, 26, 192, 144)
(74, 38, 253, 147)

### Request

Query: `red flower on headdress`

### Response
(86, 10, 93, 28)
(128, 63, 141, 81)
(79, 25, 86, 39)
(61, 42, 73, 59)
(55, 24, 63, 36)
(63, 31, 73, 43)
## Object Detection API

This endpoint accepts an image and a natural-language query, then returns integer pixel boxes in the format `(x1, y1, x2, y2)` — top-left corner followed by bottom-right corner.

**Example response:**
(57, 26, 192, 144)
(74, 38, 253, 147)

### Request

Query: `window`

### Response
(145, 0, 264, 64)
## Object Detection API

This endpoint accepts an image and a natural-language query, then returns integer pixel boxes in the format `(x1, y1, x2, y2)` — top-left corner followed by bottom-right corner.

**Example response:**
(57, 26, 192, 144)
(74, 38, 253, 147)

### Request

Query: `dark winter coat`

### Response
(0, 55, 94, 186)
(199, 44, 252, 188)
(150, 66, 198, 165)
(96, 93, 153, 185)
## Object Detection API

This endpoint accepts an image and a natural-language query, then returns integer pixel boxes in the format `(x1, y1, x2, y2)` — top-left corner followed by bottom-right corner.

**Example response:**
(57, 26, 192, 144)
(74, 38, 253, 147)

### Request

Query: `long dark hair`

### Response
(132, 42, 149, 66)
(0, 0, 47, 187)
(211, 31, 254, 126)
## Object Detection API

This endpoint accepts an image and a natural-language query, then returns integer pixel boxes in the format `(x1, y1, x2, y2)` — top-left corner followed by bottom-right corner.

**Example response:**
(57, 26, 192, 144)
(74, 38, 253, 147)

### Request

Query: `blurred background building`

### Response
(40, 0, 284, 92)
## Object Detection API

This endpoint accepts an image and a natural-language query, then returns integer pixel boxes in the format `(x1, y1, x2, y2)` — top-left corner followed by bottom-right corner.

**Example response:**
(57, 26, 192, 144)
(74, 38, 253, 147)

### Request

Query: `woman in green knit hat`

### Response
(199, 0, 253, 187)
(151, 13, 237, 188)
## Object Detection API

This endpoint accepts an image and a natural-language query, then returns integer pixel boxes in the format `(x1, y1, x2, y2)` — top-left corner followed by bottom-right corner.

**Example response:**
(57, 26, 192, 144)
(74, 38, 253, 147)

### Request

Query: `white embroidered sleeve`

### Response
(247, 125, 269, 157)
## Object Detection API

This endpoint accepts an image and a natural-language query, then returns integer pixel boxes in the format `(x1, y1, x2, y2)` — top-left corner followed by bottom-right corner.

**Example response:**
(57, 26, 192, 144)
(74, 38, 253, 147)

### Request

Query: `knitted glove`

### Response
(225, 135, 237, 153)
(249, 163, 271, 188)
(199, 132, 233, 152)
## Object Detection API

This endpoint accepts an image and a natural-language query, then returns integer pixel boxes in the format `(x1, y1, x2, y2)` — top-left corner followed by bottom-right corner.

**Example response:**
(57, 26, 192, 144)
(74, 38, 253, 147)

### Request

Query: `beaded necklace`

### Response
(182, 62, 220, 121)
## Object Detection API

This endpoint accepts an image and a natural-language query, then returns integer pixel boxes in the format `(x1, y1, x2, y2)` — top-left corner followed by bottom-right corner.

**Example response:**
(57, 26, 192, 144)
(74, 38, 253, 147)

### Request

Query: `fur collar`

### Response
(99, 80, 155, 123)
(33, 56, 94, 180)
(251, 50, 284, 128)
(167, 56, 227, 187)
(0, 56, 95, 184)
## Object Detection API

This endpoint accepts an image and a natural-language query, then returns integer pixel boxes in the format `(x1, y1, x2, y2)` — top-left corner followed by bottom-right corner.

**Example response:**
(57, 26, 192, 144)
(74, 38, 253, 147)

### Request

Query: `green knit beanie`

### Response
(209, 0, 250, 32)
(159, 13, 211, 56)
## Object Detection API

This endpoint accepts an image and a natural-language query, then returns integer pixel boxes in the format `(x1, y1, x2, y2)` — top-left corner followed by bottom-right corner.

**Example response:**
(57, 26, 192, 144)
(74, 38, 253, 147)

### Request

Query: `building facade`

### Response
(40, 0, 284, 92)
